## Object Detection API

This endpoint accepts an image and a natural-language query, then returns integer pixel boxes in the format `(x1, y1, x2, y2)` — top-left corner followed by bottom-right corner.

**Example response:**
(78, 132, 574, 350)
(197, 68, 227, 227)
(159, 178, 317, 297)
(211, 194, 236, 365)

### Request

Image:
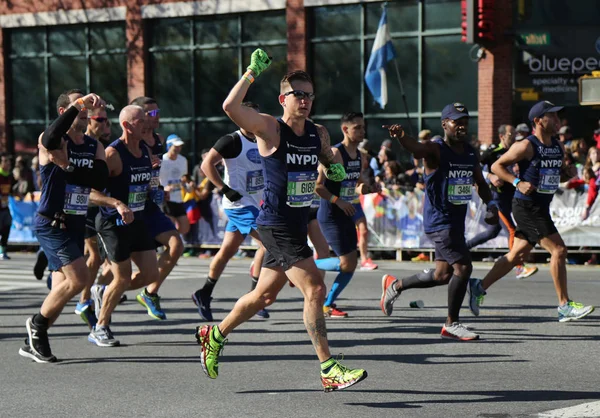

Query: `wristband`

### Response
(242, 71, 255, 84)
(330, 195, 338, 204)
(76, 98, 86, 111)
(512, 178, 521, 187)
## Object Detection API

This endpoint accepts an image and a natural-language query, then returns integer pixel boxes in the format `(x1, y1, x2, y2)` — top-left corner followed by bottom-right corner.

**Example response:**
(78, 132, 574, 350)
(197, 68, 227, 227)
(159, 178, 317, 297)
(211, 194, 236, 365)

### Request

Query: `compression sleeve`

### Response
(41, 106, 79, 150)
(213, 134, 242, 159)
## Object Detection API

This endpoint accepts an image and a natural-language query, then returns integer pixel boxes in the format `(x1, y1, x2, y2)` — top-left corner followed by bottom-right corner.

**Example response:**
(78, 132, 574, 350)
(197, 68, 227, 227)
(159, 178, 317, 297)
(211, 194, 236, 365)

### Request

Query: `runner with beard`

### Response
(379, 103, 499, 341)
(468, 101, 594, 322)
(19, 90, 108, 362)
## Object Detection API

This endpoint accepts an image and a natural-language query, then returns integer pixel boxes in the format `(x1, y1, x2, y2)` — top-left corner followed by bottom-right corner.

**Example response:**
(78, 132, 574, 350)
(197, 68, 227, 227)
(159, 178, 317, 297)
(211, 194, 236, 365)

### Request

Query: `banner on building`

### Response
(7, 189, 600, 249)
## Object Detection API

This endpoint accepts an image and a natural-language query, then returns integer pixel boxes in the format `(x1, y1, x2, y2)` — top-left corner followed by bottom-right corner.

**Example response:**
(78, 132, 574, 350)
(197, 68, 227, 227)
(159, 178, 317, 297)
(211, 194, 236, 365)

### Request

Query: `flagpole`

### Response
(392, 59, 414, 137)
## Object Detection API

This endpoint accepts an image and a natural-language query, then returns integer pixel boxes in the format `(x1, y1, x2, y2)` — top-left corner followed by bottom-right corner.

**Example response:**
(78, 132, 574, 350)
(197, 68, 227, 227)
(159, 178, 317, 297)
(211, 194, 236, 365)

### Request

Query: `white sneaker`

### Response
(558, 301, 595, 322)
(441, 322, 480, 340)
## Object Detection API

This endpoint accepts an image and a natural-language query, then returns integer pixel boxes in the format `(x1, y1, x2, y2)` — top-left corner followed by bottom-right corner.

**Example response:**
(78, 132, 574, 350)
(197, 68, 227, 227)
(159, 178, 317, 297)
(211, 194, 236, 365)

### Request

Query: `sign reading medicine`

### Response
(515, 29, 600, 105)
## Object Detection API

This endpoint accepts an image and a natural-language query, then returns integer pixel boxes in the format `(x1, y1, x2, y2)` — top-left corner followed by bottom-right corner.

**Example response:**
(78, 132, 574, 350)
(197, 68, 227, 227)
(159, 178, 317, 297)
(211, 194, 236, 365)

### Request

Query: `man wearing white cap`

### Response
(515, 123, 529, 141)
(160, 134, 189, 234)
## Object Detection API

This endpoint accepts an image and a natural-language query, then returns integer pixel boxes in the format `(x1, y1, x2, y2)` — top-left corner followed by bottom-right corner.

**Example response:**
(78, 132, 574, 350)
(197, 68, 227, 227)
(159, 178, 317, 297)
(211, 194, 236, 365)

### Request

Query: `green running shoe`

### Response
(195, 325, 226, 379)
(320, 359, 367, 392)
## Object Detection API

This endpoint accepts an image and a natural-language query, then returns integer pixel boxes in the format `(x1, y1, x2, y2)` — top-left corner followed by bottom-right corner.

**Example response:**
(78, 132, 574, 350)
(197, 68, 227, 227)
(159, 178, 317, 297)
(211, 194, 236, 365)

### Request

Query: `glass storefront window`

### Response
(310, 2, 477, 138)
(7, 23, 127, 154)
(148, 11, 287, 166)
(423, 35, 478, 113)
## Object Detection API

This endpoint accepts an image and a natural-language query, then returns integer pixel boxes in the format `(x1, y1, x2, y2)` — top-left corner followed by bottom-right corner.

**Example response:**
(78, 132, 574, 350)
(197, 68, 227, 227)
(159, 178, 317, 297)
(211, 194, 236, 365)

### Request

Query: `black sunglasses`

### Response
(89, 116, 108, 123)
(284, 90, 315, 101)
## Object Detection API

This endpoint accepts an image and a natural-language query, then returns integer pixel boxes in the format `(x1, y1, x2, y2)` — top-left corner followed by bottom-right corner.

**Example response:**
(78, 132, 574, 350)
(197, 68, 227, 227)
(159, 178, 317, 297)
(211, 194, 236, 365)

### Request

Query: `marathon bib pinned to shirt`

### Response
(538, 168, 560, 194)
(339, 180, 359, 203)
(447, 176, 473, 205)
(287, 171, 318, 207)
(128, 184, 148, 212)
(63, 184, 91, 215)
(246, 169, 264, 193)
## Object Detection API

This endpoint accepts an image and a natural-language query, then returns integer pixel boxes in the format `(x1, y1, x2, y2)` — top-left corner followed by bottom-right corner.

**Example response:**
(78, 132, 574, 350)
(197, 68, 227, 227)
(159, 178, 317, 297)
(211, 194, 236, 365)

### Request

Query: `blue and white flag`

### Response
(364, 7, 397, 109)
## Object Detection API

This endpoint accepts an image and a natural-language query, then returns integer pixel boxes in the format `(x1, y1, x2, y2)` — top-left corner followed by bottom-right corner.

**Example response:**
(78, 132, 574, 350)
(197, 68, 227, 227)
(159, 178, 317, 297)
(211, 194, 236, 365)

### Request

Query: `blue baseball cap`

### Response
(441, 102, 469, 121)
(528, 100, 563, 122)
(166, 134, 184, 147)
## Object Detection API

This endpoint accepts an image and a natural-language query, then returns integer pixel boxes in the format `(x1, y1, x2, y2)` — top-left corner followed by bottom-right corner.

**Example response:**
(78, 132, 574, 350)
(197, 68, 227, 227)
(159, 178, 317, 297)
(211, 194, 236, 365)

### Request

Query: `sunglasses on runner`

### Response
(89, 116, 108, 123)
(146, 109, 160, 117)
(284, 90, 315, 101)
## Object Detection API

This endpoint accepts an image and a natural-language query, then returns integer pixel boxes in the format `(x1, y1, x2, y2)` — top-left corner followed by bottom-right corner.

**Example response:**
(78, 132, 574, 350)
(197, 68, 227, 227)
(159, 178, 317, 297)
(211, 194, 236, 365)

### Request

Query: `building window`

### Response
(309, 1, 478, 159)
(147, 11, 287, 166)
(7, 22, 127, 153)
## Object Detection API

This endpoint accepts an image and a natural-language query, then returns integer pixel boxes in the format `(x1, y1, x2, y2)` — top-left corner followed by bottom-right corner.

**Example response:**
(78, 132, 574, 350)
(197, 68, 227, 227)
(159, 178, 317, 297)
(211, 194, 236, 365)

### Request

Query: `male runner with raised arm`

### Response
(195, 49, 367, 391)
(379, 103, 499, 341)
(19, 90, 108, 362)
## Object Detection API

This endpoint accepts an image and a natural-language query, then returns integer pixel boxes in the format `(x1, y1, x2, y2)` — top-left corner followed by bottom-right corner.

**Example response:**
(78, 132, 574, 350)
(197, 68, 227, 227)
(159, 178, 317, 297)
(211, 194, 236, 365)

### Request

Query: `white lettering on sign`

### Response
(528, 54, 600, 74)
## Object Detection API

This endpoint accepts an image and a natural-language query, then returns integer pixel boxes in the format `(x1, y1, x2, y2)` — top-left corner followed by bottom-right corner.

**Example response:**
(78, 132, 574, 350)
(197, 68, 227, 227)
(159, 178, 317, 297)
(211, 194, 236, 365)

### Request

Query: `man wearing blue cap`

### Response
(468, 101, 594, 322)
(380, 103, 499, 341)
(160, 134, 189, 235)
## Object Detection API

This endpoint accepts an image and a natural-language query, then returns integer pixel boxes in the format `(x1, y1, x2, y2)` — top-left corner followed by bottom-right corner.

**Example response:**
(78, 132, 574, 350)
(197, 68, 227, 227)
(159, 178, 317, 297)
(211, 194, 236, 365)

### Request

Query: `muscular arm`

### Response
(384, 124, 439, 169)
(316, 125, 342, 168)
(222, 77, 279, 144)
(200, 149, 226, 190)
(491, 140, 533, 184)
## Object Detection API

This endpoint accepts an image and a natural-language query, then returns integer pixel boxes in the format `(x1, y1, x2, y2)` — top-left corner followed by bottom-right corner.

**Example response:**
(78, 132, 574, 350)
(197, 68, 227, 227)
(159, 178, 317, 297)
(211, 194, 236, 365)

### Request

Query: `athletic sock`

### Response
(324, 271, 354, 307)
(315, 257, 341, 272)
(250, 277, 259, 291)
(448, 274, 469, 322)
(33, 313, 49, 329)
(202, 277, 217, 296)
(144, 288, 158, 297)
(320, 357, 335, 373)
(212, 325, 226, 342)
(400, 269, 439, 290)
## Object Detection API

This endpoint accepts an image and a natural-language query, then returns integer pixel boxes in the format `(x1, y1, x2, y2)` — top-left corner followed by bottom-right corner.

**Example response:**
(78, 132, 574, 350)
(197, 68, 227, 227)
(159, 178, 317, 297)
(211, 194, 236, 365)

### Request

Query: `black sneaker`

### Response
(18, 317, 57, 363)
(191, 289, 213, 321)
(33, 251, 48, 281)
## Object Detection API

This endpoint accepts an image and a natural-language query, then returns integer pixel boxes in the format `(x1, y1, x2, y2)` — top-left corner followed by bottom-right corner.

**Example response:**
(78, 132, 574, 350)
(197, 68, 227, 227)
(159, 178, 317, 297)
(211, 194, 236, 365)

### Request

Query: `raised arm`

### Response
(383, 124, 439, 160)
(222, 49, 279, 143)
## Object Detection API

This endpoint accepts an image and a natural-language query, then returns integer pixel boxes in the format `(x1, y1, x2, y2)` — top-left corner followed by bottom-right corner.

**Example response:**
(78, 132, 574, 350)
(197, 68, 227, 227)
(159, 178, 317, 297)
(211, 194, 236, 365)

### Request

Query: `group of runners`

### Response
(17, 48, 595, 393)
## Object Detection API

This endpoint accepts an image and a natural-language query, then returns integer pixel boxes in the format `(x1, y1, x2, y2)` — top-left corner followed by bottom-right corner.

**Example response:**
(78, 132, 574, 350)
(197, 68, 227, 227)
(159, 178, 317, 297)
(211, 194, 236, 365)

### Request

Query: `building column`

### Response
(286, 0, 306, 72)
(477, 0, 513, 146)
(126, 2, 145, 102)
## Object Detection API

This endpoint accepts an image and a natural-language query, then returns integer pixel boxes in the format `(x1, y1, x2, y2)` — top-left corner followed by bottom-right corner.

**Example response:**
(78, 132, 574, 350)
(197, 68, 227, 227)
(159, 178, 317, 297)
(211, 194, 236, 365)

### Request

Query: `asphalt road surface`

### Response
(1, 254, 600, 418)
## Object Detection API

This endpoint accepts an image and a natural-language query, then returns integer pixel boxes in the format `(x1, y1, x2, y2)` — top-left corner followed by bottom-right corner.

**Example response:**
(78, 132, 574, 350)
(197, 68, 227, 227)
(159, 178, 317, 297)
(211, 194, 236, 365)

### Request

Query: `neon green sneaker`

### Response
(195, 325, 226, 379)
(320, 358, 367, 392)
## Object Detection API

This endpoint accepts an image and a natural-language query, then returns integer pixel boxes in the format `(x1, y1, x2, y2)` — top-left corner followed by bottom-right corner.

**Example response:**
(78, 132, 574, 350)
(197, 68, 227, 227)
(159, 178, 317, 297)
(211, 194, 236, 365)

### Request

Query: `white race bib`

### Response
(63, 184, 90, 215)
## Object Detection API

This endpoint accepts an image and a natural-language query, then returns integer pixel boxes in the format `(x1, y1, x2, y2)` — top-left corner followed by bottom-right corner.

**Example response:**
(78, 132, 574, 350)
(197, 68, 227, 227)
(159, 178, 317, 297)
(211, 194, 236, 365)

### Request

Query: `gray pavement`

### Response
(1, 253, 600, 418)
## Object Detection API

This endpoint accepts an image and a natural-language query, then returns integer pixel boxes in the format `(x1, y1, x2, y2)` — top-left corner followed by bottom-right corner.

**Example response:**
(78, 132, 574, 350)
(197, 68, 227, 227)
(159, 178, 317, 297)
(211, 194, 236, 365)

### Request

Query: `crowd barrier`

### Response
(7, 188, 599, 249)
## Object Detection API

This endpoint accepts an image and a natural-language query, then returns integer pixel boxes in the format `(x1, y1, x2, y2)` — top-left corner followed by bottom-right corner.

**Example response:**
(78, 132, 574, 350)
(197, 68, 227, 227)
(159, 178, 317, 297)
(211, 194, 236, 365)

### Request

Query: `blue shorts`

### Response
(351, 202, 365, 223)
(319, 216, 358, 257)
(34, 214, 85, 272)
(145, 202, 176, 239)
(225, 206, 259, 236)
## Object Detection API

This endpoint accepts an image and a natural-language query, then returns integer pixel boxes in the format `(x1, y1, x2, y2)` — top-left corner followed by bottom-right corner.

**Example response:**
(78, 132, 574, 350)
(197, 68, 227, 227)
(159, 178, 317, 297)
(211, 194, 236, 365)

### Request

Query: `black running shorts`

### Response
(512, 198, 558, 245)
(425, 227, 471, 265)
(84, 206, 100, 239)
(258, 225, 313, 271)
(165, 201, 186, 218)
(96, 216, 156, 263)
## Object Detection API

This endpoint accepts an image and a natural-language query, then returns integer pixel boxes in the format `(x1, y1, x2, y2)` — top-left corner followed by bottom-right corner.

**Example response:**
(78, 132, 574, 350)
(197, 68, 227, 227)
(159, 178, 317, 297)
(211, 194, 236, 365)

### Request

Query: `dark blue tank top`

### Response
(256, 119, 321, 229)
(318, 143, 361, 220)
(38, 134, 98, 219)
(144, 132, 165, 208)
(514, 135, 563, 206)
(423, 138, 478, 234)
(100, 139, 152, 220)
